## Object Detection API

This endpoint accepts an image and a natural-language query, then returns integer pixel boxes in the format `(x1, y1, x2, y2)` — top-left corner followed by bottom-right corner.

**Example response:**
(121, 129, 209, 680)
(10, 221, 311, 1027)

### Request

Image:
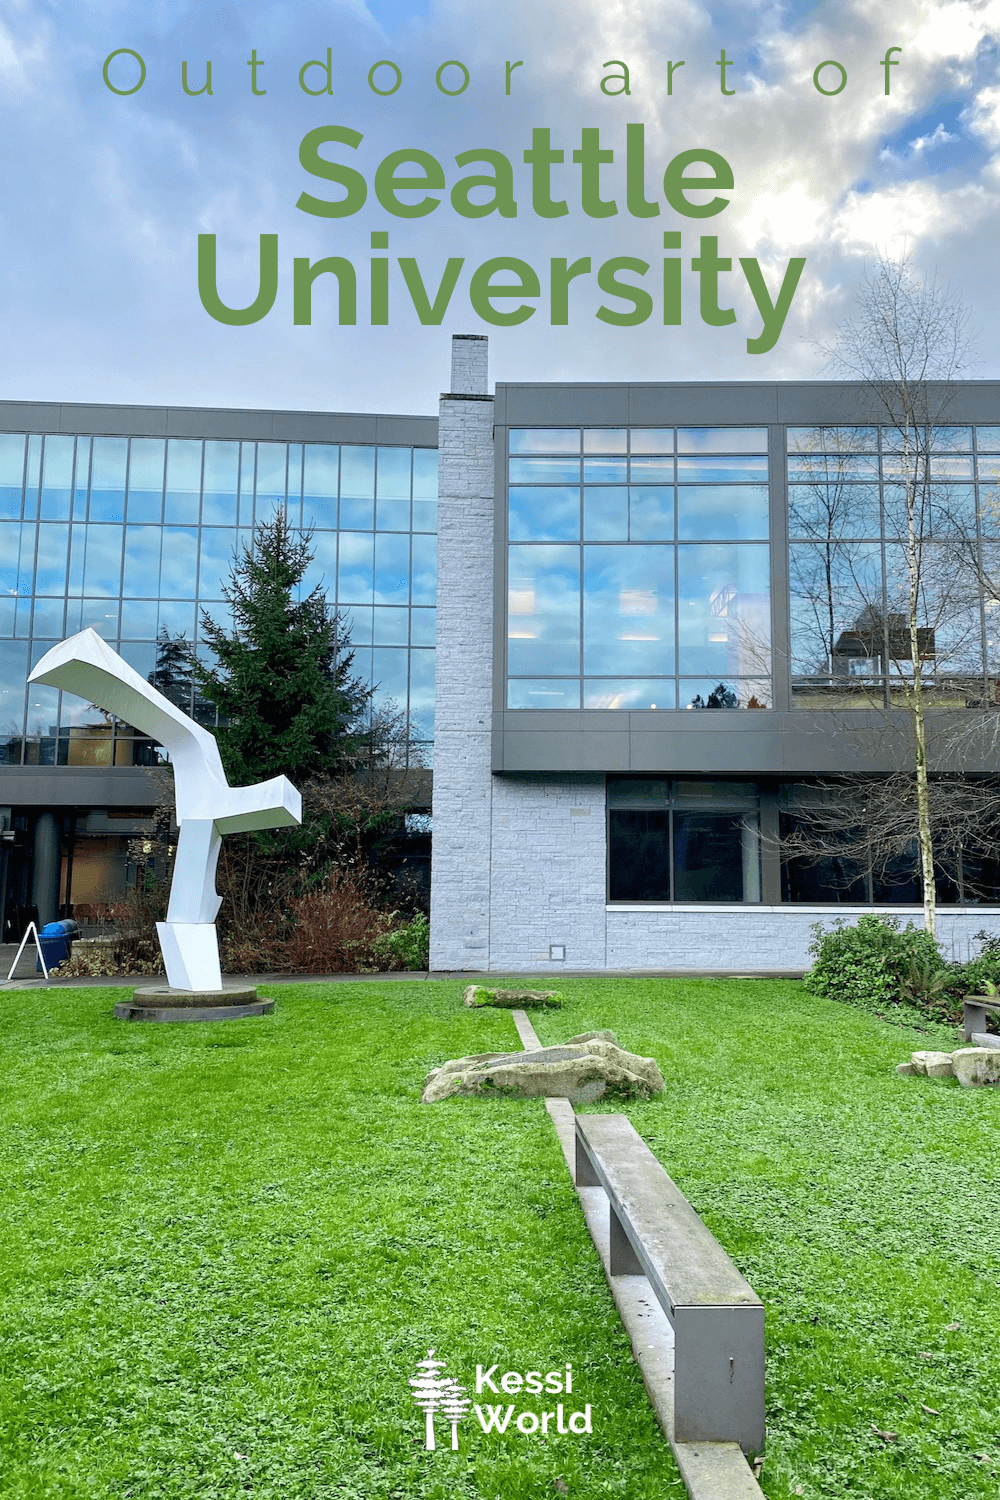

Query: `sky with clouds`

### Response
(2, 0, 1000, 415)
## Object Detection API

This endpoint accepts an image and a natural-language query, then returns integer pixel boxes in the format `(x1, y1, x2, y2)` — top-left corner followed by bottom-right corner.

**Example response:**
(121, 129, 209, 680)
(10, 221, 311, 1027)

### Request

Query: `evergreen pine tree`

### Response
(195, 513, 369, 787)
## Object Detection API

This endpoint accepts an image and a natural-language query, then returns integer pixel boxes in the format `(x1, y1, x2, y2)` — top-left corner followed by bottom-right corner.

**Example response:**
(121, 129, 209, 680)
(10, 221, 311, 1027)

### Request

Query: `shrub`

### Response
(372, 912, 430, 972)
(804, 914, 946, 1018)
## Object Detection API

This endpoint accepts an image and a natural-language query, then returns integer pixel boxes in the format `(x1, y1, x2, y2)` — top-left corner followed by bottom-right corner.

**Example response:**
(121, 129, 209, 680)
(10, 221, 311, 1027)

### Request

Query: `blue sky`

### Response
(3, 0, 1000, 413)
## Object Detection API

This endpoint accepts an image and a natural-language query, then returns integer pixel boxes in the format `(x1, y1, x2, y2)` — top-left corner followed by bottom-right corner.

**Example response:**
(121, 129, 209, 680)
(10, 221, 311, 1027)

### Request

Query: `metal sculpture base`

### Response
(114, 984, 272, 1023)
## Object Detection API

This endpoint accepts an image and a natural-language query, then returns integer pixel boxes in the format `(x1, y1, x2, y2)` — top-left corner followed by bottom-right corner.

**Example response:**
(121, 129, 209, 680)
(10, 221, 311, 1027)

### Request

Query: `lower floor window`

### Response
(608, 779, 761, 903)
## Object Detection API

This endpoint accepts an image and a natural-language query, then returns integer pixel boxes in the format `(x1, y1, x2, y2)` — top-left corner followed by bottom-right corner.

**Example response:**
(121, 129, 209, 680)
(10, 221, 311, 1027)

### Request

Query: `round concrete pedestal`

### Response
(114, 985, 273, 1023)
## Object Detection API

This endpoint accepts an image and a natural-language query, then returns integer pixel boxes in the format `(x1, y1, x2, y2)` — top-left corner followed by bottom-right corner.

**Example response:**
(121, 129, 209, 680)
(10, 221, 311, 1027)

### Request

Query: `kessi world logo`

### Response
(409, 1349, 591, 1451)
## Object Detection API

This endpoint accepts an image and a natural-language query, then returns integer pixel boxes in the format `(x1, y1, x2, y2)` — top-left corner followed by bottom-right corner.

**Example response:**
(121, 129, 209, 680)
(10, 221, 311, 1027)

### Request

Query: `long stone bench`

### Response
(964, 995, 1000, 1043)
(575, 1113, 765, 1454)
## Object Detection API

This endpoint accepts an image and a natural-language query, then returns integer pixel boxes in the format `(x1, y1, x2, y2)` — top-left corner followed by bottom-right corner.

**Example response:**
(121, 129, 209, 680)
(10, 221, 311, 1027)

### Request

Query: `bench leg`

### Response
(609, 1203, 644, 1276)
(964, 1003, 987, 1044)
(575, 1134, 601, 1188)
(673, 1305, 766, 1453)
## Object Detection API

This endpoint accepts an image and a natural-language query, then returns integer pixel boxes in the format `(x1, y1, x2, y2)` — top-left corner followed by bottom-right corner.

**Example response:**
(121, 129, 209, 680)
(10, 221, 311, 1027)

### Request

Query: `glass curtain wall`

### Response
(788, 424, 1000, 708)
(506, 427, 771, 711)
(0, 433, 437, 765)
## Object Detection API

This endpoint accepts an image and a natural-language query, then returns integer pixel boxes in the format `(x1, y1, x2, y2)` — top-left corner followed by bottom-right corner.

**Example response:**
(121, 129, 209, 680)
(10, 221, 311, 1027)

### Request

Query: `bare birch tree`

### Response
(793, 255, 985, 936)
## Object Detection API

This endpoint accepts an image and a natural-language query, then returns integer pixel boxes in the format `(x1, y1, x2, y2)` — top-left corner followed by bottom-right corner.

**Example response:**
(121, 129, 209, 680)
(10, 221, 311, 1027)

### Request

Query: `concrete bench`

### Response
(964, 996, 1000, 1044)
(575, 1113, 764, 1453)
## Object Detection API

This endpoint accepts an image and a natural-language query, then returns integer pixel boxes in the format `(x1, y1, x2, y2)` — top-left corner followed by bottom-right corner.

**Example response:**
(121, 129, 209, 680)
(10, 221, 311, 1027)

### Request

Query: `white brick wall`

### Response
(429, 338, 496, 968)
(606, 906, 1000, 969)
(489, 775, 608, 970)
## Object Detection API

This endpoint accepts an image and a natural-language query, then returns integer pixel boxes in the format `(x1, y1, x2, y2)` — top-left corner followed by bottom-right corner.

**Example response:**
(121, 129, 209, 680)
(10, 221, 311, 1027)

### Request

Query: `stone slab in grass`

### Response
(422, 1038, 665, 1104)
(463, 984, 562, 1009)
(952, 1047, 1000, 1088)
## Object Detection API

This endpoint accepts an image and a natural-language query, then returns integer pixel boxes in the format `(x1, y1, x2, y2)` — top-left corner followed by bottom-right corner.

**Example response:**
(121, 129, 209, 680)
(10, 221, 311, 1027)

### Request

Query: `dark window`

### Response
(608, 778, 760, 903)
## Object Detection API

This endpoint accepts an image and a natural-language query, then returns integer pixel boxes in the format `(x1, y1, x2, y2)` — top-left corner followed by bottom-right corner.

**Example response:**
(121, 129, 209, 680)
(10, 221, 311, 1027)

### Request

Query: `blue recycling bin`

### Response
(36, 919, 80, 972)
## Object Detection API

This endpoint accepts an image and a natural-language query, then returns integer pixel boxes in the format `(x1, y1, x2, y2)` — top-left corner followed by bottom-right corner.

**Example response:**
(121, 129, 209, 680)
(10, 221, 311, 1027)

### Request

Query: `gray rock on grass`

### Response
(910, 1051, 955, 1079)
(951, 1047, 1000, 1088)
(423, 1038, 664, 1104)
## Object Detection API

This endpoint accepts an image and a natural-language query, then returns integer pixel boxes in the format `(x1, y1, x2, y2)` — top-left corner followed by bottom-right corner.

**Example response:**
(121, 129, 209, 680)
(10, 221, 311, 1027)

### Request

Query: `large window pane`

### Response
(90, 438, 127, 522)
(508, 544, 580, 676)
(608, 810, 671, 901)
(159, 528, 198, 598)
(584, 680, 675, 710)
(583, 545, 673, 676)
(123, 526, 162, 599)
(788, 483, 881, 540)
(40, 435, 74, 520)
(676, 456, 768, 482)
(197, 529, 237, 600)
(373, 533, 410, 605)
(412, 448, 438, 499)
(164, 440, 202, 524)
(202, 441, 239, 525)
(628, 487, 673, 541)
(0, 434, 25, 519)
(303, 444, 340, 531)
(83, 526, 123, 597)
(338, 532, 374, 604)
(678, 485, 768, 540)
(584, 487, 628, 541)
(410, 534, 437, 605)
(789, 542, 883, 681)
(506, 680, 580, 709)
(673, 812, 758, 901)
(340, 446, 375, 497)
(510, 486, 579, 541)
(677, 544, 770, 677)
(583, 429, 627, 454)
(376, 447, 411, 498)
(35, 525, 70, 595)
(127, 438, 165, 523)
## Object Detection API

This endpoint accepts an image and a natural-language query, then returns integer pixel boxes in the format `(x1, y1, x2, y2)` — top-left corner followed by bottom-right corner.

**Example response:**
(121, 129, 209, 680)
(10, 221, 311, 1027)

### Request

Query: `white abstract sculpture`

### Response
(29, 629, 302, 991)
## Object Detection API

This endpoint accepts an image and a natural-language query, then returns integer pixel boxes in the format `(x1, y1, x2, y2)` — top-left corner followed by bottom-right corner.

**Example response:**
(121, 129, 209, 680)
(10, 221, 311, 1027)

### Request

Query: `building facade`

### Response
(430, 338, 1000, 971)
(0, 400, 436, 934)
(3, 337, 1000, 968)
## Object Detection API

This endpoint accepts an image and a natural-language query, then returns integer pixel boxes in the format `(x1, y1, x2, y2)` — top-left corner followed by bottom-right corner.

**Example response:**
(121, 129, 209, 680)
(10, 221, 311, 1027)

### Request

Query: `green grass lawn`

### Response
(532, 980, 1000, 1500)
(0, 982, 683, 1500)
(0, 979, 997, 1500)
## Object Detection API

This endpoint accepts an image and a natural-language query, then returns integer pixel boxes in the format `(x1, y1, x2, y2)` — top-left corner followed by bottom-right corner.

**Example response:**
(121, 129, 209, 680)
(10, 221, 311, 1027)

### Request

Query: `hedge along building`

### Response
(431, 335, 1000, 972)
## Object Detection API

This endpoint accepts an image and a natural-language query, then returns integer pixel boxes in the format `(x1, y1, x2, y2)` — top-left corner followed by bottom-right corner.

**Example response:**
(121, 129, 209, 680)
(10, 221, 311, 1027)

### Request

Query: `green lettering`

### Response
(662, 149, 733, 219)
(296, 126, 367, 218)
(740, 256, 806, 354)
(398, 257, 465, 323)
(469, 257, 539, 326)
(451, 150, 517, 218)
(596, 257, 652, 326)
(293, 256, 356, 324)
(198, 234, 278, 326)
(374, 149, 445, 218)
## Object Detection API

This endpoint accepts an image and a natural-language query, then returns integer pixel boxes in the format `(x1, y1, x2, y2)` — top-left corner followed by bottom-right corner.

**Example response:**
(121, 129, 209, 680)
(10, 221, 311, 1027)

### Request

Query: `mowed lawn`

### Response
(533, 980, 1000, 1499)
(0, 982, 683, 1500)
(0, 979, 997, 1500)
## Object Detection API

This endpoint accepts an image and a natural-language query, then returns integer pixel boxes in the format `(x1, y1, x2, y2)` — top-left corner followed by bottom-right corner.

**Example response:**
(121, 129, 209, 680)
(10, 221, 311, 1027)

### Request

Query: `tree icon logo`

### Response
(409, 1349, 471, 1451)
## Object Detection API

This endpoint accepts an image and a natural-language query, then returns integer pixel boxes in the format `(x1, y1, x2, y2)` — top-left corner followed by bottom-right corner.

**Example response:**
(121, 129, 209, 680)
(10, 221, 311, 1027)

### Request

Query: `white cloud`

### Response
(3, 0, 1000, 407)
